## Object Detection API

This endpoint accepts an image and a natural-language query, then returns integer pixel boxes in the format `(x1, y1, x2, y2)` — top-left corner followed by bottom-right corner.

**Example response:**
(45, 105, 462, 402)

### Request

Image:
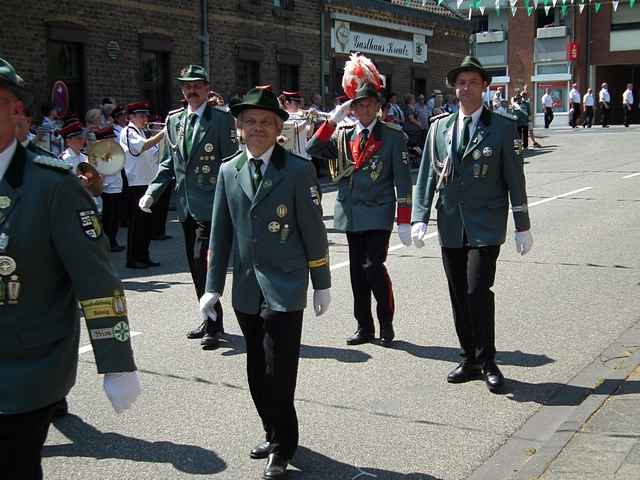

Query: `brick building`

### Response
(0, 0, 470, 120)
(444, 0, 639, 126)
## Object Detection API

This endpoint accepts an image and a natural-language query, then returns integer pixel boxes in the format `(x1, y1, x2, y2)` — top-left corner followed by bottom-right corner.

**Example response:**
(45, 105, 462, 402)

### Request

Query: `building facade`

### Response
(0, 0, 469, 121)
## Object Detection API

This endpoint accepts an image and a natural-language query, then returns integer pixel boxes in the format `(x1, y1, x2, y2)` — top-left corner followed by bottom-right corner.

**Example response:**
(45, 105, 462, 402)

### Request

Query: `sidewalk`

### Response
(536, 366, 640, 480)
(469, 320, 640, 480)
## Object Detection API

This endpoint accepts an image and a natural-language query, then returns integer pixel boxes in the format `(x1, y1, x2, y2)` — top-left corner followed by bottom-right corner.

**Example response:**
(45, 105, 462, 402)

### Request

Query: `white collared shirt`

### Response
(599, 88, 610, 103)
(60, 148, 87, 174)
(456, 106, 483, 152)
(569, 88, 581, 103)
(623, 89, 634, 106)
(0, 138, 17, 181)
(541, 93, 554, 108)
(583, 93, 595, 107)
(186, 100, 208, 145)
(355, 118, 377, 136)
(120, 122, 159, 186)
(246, 144, 275, 176)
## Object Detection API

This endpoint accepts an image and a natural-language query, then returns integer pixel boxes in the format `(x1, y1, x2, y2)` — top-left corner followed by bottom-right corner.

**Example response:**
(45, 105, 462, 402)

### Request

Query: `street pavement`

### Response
(43, 125, 640, 479)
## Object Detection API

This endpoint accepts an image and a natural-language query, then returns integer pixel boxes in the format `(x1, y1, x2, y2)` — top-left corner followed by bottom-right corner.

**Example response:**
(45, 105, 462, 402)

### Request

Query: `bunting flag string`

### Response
(457, 0, 636, 16)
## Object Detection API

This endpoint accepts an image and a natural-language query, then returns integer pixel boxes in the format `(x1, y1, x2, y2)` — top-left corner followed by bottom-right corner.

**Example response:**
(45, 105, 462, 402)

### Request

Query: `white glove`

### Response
(398, 224, 412, 246)
(103, 371, 142, 414)
(200, 292, 221, 321)
(313, 289, 331, 317)
(411, 222, 428, 248)
(515, 230, 534, 256)
(138, 194, 154, 213)
(329, 100, 353, 125)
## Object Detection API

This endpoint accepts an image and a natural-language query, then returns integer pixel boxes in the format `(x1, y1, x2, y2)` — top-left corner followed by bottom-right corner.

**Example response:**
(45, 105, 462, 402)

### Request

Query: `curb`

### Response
(467, 318, 640, 480)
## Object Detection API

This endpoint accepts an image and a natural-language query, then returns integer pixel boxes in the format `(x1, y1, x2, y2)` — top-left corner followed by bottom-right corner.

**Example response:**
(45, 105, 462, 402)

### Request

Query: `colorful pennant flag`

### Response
(561, 4, 568, 15)
(612, 0, 619, 10)
(579, 2, 585, 12)
(631, 0, 636, 7)
(527, 5, 535, 14)
(544, 4, 551, 13)
(511, 4, 518, 14)
(594, 1, 601, 11)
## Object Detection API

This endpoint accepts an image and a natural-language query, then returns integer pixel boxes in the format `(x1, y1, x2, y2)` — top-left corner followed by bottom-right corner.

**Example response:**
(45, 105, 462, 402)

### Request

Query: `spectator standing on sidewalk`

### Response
(599, 82, 611, 128)
(568, 83, 582, 128)
(622, 83, 634, 127)
(583, 88, 595, 128)
(541, 88, 554, 128)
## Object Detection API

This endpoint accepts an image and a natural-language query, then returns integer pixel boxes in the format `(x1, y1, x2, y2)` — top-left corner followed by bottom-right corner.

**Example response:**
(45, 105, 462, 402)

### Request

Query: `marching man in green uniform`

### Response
(307, 58, 413, 347)
(411, 56, 534, 393)
(200, 88, 331, 479)
(140, 65, 238, 349)
(0, 58, 141, 479)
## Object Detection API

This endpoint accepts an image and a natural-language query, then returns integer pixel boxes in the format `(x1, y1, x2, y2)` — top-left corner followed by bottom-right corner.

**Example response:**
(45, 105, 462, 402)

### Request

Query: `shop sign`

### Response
(567, 42, 578, 61)
(334, 21, 427, 63)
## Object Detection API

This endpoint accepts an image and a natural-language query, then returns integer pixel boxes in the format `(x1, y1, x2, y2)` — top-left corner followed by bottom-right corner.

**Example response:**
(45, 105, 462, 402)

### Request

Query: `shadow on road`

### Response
(505, 378, 640, 406)
(289, 446, 444, 480)
(387, 342, 554, 368)
(217, 333, 372, 364)
(43, 415, 226, 475)
(121, 279, 192, 292)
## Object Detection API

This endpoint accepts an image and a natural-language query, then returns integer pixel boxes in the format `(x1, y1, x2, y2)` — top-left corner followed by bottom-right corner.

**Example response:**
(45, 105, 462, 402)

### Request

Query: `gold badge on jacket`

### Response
(204, 143, 214, 153)
(268, 221, 281, 233)
(78, 209, 103, 239)
(0, 196, 11, 209)
(276, 205, 288, 218)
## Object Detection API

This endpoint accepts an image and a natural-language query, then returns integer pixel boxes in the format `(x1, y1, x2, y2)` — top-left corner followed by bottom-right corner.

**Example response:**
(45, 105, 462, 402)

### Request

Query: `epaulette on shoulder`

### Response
(167, 106, 185, 117)
(33, 155, 72, 173)
(337, 123, 356, 130)
(431, 112, 451, 122)
(28, 143, 55, 158)
(222, 149, 243, 163)
(213, 105, 230, 113)
(494, 110, 517, 121)
(382, 121, 403, 132)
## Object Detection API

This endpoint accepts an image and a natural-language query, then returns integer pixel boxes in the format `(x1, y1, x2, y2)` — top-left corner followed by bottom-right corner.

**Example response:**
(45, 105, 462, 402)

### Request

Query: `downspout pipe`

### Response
(201, 0, 210, 74)
(320, 3, 326, 109)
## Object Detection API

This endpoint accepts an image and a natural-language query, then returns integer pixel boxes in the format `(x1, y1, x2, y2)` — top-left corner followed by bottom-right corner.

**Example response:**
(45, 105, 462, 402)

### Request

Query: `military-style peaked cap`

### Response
(352, 83, 380, 103)
(0, 57, 33, 105)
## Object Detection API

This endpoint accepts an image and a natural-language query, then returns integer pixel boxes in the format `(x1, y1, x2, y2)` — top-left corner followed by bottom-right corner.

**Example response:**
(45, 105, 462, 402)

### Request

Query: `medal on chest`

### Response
(0, 233, 21, 305)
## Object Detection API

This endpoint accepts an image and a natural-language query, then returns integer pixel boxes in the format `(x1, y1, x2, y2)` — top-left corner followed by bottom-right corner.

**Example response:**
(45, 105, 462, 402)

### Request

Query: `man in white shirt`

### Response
(568, 83, 581, 128)
(541, 88, 554, 128)
(599, 82, 611, 128)
(583, 88, 595, 128)
(120, 101, 163, 268)
(623, 83, 634, 127)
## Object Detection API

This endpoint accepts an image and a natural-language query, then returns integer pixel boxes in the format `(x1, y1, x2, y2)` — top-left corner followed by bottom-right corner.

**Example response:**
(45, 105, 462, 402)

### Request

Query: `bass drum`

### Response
(87, 139, 125, 176)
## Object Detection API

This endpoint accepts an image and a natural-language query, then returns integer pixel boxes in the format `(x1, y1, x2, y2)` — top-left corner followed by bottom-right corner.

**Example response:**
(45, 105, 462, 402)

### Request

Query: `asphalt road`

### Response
(43, 125, 640, 480)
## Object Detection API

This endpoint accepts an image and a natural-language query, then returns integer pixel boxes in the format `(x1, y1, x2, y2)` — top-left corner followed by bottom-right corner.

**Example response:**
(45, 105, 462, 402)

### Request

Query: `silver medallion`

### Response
(0, 255, 17, 276)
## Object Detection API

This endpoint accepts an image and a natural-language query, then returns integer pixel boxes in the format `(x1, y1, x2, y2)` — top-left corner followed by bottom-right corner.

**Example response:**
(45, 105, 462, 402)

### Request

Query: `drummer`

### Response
(94, 126, 126, 252)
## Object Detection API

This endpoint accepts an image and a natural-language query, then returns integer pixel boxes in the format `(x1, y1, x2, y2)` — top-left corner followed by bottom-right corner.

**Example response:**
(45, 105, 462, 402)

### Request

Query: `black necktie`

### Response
(458, 116, 472, 157)
(359, 128, 369, 153)
(185, 113, 198, 155)
(251, 158, 263, 193)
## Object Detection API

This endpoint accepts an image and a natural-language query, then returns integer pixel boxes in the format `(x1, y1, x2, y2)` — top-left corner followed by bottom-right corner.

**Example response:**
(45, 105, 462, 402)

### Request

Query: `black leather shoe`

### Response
(110, 244, 125, 252)
(144, 259, 161, 267)
(250, 441, 274, 459)
(346, 328, 374, 346)
(187, 321, 206, 339)
(53, 398, 69, 418)
(483, 361, 505, 393)
(126, 261, 149, 269)
(201, 331, 222, 349)
(447, 361, 482, 383)
(151, 234, 172, 241)
(379, 325, 395, 347)
(263, 453, 288, 479)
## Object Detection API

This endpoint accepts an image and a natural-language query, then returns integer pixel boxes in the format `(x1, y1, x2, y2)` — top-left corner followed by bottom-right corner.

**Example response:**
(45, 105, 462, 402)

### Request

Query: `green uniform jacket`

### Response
(0, 144, 136, 415)
(412, 108, 531, 247)
(145, 104, 238, 222)
(206, 144, 331, 314)
(306, 120, 413, 232)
